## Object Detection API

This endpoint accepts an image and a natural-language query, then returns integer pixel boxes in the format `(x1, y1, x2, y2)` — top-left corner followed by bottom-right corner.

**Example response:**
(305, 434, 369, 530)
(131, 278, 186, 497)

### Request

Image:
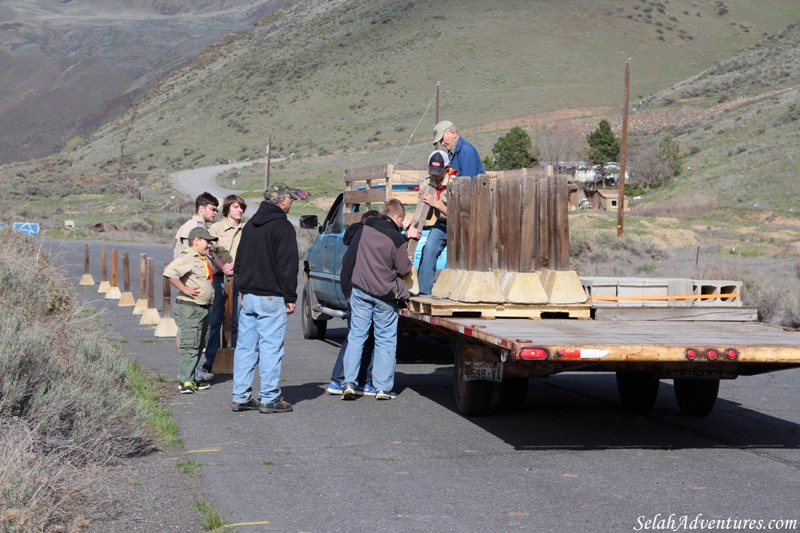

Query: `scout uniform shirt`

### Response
(209, 218, 244, 275)
(163, 250, 215, 305)
(424, 170, 455, 223)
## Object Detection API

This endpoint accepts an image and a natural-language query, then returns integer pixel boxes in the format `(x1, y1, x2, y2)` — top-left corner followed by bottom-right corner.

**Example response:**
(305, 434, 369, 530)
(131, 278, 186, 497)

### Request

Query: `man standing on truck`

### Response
(341, 199, 421, 401)
(433, 120, 485, 178)
(417, 150, 456, 295)
(231, 185, 299, 414)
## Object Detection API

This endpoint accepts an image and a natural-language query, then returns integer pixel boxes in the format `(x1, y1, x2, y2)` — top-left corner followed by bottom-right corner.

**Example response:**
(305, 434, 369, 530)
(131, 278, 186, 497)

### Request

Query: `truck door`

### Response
(308, 194, 346, 307)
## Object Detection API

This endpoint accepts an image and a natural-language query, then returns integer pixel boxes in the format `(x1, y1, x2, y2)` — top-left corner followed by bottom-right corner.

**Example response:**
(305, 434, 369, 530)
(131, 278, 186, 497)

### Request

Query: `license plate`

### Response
(463, 361, 503, 382)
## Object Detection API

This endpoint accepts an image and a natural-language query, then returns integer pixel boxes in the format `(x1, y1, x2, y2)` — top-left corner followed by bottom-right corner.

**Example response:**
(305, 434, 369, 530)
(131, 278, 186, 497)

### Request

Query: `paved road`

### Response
(43, 238, 800, 532)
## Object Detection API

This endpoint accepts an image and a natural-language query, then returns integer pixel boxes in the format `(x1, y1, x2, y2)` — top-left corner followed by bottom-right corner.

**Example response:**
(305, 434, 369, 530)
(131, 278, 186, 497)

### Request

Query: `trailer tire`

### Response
(616, 372, 659, 414)
(453, 342, 498, 417)
(301, 285, 327, 340)
(673, 378, 719, 417)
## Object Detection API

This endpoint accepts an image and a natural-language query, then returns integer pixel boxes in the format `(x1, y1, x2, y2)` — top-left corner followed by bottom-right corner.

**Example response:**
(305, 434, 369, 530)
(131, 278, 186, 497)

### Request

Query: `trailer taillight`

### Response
(726, 348, 739, 360)
(685, 348, 698, 360)
(706, 348, 719, 360)
(520, 348, 549, 360)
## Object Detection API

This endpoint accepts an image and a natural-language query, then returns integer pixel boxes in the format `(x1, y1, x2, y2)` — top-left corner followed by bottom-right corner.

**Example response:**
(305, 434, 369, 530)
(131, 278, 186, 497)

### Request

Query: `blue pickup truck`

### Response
(301, 184, 446, 339)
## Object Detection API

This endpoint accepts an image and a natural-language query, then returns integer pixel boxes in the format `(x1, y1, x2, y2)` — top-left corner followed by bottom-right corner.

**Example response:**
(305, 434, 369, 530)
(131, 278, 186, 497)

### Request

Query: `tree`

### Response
(627, 135, 683, 189)
(586, 120, 620, 166)
(487, 126, 537, 171)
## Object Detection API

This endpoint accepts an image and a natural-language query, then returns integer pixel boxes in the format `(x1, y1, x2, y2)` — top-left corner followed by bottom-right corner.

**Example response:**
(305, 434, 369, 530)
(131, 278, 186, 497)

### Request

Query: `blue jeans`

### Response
(417, 220, 447, 295)
(203, 276, 239, 371)
(232, 293, 287, 405)
(343, 288, 398, 392)
(330, 301, 374, 386)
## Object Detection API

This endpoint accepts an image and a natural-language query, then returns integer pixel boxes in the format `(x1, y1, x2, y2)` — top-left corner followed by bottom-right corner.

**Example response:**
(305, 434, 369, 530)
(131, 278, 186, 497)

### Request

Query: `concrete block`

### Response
(496, 271, 549, 304)
(154, 317, 177, 337)
(139, 307, 160, 326)
(132, 298, 148, 315)
(104, 286, 122, 300)
(543, 270, 587, 304)
(692, 279, 742, 307)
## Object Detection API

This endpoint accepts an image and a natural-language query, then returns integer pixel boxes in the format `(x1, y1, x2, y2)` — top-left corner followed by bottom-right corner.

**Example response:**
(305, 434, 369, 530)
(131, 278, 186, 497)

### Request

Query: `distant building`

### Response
(583, 188, 629, 211)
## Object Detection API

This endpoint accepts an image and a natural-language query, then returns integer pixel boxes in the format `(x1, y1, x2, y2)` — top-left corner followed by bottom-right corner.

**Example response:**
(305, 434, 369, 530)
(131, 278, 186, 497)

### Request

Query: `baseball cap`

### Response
(427, 150, 450, 177)
(432, 120, 454, 145)
(188, 227, 218, 241)
(266, 183, 301, 202)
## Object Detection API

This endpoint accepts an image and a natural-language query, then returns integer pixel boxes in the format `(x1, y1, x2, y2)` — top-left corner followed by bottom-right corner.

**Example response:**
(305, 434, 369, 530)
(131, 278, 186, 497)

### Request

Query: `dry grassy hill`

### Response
(67, 0, 800, 177)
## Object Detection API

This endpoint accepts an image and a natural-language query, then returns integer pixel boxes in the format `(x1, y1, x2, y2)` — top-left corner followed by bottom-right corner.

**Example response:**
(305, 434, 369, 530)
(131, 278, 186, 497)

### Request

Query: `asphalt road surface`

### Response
(41, 238, 800, 532)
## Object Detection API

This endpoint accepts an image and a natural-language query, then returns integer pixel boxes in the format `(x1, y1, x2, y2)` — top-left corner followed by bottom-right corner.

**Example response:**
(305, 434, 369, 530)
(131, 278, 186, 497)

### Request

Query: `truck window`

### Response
(323, 194, 345, 235)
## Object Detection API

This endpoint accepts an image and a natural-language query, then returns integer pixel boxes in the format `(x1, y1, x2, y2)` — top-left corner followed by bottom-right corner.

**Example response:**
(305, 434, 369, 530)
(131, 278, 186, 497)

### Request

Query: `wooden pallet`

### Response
(408, 296, 591, 319)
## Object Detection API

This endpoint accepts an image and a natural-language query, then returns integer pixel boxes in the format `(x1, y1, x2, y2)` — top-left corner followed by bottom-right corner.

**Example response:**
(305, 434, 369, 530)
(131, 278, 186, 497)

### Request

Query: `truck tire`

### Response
(301, 285, 327, 340)
(616, 372, 659, 414)
(673, 378, 719, 417)
(453, 342, 498, 417)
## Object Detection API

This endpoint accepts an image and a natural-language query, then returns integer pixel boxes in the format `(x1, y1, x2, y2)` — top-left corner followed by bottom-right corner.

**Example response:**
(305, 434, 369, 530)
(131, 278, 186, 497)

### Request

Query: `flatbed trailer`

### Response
(399, 308, 800, 417)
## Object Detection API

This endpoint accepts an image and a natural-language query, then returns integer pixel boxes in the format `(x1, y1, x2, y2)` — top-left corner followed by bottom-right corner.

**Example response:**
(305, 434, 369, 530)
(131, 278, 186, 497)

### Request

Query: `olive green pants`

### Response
(174, 301, 210, 384)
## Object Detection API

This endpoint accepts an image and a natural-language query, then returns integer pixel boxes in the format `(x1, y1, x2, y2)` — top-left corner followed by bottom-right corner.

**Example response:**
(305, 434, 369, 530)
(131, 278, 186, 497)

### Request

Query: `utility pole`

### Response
(435, 81, 440, 124)
(617, 59, 630, 238)
(264, 132, 272, 191)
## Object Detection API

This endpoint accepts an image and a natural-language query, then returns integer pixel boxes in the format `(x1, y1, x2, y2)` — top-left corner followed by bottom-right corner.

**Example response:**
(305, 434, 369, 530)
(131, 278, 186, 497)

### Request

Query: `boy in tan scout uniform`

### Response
(164, 227, 218, 394)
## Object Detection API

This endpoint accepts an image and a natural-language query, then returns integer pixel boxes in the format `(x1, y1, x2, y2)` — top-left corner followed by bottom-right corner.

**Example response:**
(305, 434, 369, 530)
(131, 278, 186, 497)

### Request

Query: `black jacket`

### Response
(234, 201, 298, 303)
(340, 222, 365, 300)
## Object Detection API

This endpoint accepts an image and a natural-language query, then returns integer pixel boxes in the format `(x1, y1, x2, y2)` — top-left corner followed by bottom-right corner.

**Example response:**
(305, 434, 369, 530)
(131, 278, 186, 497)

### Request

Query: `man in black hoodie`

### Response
(341, 199, 420, 401)
(231, 185, 299, 414)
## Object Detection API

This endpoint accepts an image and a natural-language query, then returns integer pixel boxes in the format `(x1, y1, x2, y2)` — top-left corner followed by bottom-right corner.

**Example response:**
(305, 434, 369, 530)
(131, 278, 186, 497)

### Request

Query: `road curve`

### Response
(170, 160, 300, 224)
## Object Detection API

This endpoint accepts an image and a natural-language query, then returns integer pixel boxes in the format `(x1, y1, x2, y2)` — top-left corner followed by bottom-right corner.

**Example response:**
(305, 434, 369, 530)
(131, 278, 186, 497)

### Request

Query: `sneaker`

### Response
(375, 390, 397, 400)
(193, 381, 210, 391)
(326, 382, 344, 395)
(179, 381, 196, 394)
(232, 397, 260, 412)
(259, 397, 293, 414)
(341, 383, 357, 401)
(195, 367, 215, 382)
(360, 383, 378, 396)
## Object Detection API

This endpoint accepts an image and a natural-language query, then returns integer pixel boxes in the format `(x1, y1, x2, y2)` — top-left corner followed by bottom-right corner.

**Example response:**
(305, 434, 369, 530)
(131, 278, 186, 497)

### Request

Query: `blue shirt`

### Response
(449, 136, 485, 178)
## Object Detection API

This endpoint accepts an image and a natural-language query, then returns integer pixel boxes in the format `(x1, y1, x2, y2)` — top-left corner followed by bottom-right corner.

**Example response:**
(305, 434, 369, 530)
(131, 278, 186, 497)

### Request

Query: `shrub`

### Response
(0, 230, 151, 531)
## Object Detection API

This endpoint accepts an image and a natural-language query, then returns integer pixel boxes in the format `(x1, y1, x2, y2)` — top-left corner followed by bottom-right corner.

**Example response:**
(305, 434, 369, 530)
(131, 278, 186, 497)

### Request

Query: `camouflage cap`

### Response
(265, 183, 300, 203)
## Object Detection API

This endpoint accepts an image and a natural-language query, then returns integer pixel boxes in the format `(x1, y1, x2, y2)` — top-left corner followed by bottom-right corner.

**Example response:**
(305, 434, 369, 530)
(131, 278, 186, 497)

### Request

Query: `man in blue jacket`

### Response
(433, 120, 485, 178)
(231, 185, 299, 414)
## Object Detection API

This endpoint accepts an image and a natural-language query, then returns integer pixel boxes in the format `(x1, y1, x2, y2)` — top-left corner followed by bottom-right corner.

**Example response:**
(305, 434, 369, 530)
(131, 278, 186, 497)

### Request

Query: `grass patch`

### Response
(195, 500, 225, 531)
(126, 361, 182, 447)
(177, 458, 201, 475)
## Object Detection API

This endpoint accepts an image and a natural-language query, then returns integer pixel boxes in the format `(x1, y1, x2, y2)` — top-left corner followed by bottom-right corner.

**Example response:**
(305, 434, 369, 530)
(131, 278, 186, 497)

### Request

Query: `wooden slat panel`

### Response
(553, 175, 570, 270)
(472, 175, 491, 271)
(344, 188, 387, 204)
(536, 177, 550, 270)
(491, 178, 502, 271)
(507, 177, 522, 271)
(344, 165, 388, 184)
(519, 176, 537, 272)
(447, 179, 461, 270)
(391, 191, 418, 205)
(456, 178, 471, 270)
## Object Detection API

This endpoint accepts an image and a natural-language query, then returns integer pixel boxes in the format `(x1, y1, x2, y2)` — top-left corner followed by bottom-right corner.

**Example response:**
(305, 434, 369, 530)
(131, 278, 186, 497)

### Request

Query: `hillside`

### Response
(0, 0, 294, 163)
(67, 0, 800, 178)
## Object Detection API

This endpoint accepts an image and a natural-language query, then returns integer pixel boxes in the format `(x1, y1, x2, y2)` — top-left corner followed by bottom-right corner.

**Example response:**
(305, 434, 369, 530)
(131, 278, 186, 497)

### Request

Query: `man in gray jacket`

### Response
(341, 199, 420, 401)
